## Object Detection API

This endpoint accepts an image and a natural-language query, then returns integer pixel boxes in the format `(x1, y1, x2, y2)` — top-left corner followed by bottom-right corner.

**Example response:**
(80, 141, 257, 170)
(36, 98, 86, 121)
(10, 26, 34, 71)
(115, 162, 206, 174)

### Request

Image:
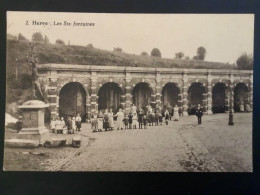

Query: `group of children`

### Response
(50, 113, 82, 134)
(90, 107, 176, 132)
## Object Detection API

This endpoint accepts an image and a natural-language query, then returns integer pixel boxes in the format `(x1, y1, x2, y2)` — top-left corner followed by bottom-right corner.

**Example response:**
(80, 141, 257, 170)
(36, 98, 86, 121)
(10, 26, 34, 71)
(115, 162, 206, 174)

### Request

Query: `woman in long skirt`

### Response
(115, 109, 124, 130)
(240, 101, 245, 112)
(103, 109, 110, 131)
(97, 111, 103, 132)
(173, 105, 180, 121)
(108, 108, 114, 130)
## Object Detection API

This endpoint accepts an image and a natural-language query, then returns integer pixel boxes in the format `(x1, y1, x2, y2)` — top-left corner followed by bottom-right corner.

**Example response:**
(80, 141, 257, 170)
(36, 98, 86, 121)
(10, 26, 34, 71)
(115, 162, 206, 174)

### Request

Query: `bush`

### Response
(20, 74, 32, 89)
(56, 39, 65, 45)
(151, 48, 161, 58)
(48, 54, 65, 63)
(15, 89, 23, 96)
(113, 47, 123, 52)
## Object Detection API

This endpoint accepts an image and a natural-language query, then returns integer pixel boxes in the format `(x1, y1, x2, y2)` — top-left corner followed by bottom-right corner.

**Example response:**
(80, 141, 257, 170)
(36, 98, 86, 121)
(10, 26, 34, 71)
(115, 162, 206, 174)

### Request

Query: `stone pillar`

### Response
(18, 100, 50, 144)
(86, 96, 91, 122)
(120, 94, 126, 114)
(125, 72, 132, 115)
(225, 84, 229, 112)
(229, 75, 235, 112)
(47, 86, 58, 119)
(229, 84, 234, 112)
(151, 93, 156, 108)
(202, 89, 208, 113)
(90, 72, 98, 116)
(182, 75, 188, 116)
(178, 89, 183, 116)
(248, 76, 253, 111)
(155, 73, 162, 108)
(47, 71, 59, 119)
(207, 85, 213, 115)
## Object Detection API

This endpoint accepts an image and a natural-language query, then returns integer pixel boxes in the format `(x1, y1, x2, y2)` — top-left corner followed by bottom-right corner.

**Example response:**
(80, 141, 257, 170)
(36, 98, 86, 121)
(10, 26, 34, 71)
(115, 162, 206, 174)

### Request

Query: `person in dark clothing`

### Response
(123, 116, 129, 129)
(138, 111, 144, 129)
(16, 116, 23, 133)
(128, 112, 133, 129)
(103, 109, 110, 131)
(67, 117, 72, 134)
(165, 109, 169, 125)
(154, 111, 159, 126)
(143, 114, 147, 129)
(195, 104, 203, 124)
(158, 113, 163, 125)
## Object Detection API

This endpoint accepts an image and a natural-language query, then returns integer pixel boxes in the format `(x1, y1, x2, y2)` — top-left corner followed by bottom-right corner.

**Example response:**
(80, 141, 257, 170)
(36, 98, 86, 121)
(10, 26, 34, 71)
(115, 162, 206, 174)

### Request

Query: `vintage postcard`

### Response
(4, 12, 253, 172)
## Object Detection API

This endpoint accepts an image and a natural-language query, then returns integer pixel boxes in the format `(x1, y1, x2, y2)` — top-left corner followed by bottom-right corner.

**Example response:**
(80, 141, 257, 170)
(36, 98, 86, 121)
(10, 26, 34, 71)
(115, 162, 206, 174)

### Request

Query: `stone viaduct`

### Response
(36, 64, 253, 121)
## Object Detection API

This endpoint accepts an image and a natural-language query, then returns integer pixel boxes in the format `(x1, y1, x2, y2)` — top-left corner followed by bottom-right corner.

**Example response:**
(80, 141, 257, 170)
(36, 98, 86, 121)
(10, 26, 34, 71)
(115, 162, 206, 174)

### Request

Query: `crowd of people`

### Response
(50, 113, 82, 134)
(90, 104, 181, 132)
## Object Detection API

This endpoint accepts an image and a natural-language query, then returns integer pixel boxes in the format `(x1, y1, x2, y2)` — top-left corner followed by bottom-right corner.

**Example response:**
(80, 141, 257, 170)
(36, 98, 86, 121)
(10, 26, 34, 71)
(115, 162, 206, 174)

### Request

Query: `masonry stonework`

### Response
(36, 64, 253, 120)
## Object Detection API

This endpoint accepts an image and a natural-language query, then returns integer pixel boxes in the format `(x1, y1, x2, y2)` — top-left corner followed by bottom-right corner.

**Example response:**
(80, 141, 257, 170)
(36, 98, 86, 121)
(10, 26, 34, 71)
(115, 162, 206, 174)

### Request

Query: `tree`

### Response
(141, 51, 148, 56)
(151, 48, 161, 58)
(86, 43, 94, 49)
(236, 53, 253, 70)
(113, 47, 123, 52)
(32, 32, 45, 43)
(56, 39, 65, 45)
(44, 36, 50, 44)
(18, 33, 28, 41)
(7, 33, 17, 40)
(196, 46, 207, 60)
(175, 52, 184, 59)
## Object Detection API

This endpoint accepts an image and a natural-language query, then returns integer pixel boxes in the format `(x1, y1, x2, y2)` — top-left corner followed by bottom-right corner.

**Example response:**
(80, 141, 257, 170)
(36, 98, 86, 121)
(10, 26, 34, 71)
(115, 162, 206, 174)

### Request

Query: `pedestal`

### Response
(17, 100, 50, 144)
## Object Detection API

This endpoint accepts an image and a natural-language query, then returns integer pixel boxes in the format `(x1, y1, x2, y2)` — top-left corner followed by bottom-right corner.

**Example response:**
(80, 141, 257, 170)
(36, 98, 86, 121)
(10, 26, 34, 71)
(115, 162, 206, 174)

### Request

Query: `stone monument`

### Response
(17, 100, 50, 144)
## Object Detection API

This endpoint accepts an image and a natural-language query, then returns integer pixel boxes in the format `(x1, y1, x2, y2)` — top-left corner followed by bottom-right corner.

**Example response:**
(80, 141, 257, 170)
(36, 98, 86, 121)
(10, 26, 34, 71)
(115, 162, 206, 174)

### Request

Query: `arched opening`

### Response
(188, 82, 206, 115)
(212, 83, 227, 113)
(132, 82, 153, 111)
(161, 83, 180, 109)
(98, 82, 122, 113)
(234, 83, 249, 112)
(59, 82, 87, 121)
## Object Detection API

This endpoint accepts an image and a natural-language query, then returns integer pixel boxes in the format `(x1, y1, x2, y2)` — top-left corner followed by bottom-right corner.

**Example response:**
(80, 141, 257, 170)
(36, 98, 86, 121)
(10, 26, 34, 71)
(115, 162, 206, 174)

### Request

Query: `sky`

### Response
(7, 12, 254, 64)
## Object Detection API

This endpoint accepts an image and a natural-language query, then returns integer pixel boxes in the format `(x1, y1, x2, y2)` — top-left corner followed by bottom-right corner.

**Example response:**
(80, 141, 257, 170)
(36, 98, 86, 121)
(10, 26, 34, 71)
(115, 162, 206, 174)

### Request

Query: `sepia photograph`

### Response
(4, 12, 254, 172)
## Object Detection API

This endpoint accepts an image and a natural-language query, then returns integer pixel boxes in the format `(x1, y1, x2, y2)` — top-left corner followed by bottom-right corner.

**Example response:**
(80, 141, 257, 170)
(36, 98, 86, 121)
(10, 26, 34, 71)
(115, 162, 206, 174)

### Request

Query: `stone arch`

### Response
(161, 82, 181, 109)
(97, 82, 123, 113)
(132, 82, 154, 110)
(188, 82, 206, 115)
(59, 82, 88, 121)
(234, 82, 249, 112)
(212, 82, 228, 113)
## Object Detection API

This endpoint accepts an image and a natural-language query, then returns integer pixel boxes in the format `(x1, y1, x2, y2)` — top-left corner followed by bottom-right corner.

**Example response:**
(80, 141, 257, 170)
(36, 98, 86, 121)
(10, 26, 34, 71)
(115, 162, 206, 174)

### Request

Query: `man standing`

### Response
(195, 104, 203, 124)
(75, 113, 82, 131)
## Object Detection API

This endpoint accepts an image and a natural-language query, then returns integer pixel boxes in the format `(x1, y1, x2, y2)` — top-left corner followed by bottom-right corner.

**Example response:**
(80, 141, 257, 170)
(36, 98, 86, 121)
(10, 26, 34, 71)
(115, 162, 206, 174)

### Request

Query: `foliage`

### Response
(32, 32, 45, 43)
(193, 46, 207, 60)
(113, 47, 123, 52)
(18, 33, 28, 41)
(141, 51, 148, 56)
(44, 36, 50, 44)
(56, 39, 65, 45)
(87, 43, 94, 49)
(175, 52, 184, 59)
(151, 48, 161, 58)
(236, 53, 253, 70)
(7, 34, 17, 40)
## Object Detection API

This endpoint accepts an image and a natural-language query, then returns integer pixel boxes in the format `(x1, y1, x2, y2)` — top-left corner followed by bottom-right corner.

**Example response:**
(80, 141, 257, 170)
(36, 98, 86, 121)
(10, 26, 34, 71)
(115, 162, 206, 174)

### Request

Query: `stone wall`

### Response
(37, 64, 253, 120)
